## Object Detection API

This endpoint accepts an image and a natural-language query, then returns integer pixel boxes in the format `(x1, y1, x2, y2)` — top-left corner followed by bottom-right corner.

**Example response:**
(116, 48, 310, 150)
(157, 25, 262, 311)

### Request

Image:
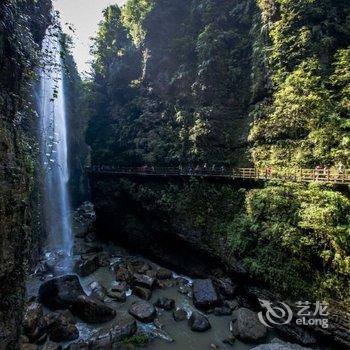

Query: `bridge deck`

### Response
(88, 166, 350, 185)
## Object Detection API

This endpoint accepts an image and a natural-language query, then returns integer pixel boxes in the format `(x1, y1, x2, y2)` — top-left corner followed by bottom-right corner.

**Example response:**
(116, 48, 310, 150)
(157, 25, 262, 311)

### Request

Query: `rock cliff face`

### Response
(0, 1, 51, 348)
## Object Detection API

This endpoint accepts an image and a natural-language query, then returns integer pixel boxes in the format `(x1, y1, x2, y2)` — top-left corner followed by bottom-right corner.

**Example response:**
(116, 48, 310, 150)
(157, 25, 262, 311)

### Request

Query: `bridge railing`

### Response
(88, 166, 350, 184)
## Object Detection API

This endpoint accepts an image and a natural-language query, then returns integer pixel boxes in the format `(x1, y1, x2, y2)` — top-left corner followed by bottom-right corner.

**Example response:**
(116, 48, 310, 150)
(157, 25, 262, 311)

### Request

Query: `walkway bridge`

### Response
(88, 166, 350, 185)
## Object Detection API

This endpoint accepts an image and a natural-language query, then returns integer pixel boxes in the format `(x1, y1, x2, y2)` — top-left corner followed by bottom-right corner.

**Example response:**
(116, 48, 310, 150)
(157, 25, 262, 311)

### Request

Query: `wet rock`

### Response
(214, 306, 232, 316)
(188, 311, 211, 332)
(89, 281, 107, 301)
(275, 323, 317, 346)
(129, 301, 156, 323)
(136, 262, 152, 274)
(173, 308, 188, 322)
(223, 336, 236, 345)
(19, 335, 29, 344)
(269, 338, 313, 350)
(231, 308, 267, 342)
(64, 340, 89, 350)
(155, 297, 175, 311)
(111, 282, 128, 293)
(157, 279, 175, 289)
(156, 267, 172, 280)
(193, 279, 220, 309)
(48, 311, 79, 342)
(74, 256, 99, 277)
(20, 344, 38, 350)
(38, 275, 85, 310)
(133, 286, 152, 301)
(41, 341, 62, 350)
(23, 302, 43, 337)
(178, 283, 192, 296)
(89, 315, 137, 347)
(151, 327, 174, 343)
(214, 278, 237, 299)
(133, 274, 155, 290)
(71, 295, 116, 324)
(224, 300, 239, 311)
(251, 340, 312, 350)
(107, 289, 127, 303)
(115, 266, 133, 283)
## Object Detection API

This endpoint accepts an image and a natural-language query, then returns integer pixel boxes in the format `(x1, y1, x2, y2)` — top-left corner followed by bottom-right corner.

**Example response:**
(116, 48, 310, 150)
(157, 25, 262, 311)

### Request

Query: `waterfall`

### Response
(38, 26, 73, 270)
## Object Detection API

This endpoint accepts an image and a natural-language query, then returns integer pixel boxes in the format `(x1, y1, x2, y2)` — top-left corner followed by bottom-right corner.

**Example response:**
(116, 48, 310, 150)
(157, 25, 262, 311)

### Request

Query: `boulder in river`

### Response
(38, 275, 85, 310)
(115, 265, 133, 283)
(107, 289, 127, 303)
(71, 295, 116, 324)
(155, 297, 175, 311)
(133, 273, 156, 290)
(133, 286, 152, 301)
(74, 256, 99, 277)
(188, 311, 211, 332)
(88, 315, 137, 348)
(192, 279, 220, 309)
(156, 267, 173, 280)
(129, 301, 156, 323)
(231, 308, 267, 342)
(173, 308, 188, 322)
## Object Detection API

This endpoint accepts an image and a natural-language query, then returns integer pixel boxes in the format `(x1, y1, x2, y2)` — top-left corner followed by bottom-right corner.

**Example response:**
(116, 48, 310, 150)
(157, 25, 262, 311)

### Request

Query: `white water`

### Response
(38, 27, 73, 270)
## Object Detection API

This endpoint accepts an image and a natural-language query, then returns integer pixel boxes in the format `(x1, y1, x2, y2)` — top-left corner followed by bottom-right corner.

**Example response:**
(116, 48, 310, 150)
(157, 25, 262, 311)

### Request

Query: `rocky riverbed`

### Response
(22, 203, 323, 350)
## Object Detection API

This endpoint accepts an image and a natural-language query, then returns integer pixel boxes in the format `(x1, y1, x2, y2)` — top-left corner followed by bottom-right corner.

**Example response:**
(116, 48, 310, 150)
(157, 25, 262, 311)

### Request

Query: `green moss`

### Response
(122, 333, 149, 347)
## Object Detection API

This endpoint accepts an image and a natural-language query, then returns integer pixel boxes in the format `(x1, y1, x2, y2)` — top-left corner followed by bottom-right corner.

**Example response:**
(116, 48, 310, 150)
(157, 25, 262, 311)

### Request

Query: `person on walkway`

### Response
(265, 166, 272, 179)
(337, 161, 345, 179)
(315, 165, 322, 181)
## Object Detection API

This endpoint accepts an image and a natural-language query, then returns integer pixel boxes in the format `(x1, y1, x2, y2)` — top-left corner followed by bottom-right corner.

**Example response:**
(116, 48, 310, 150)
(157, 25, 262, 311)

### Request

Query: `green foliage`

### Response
(121, 0, 153, 46)
(122, 333, 149, 347)
(251, 0, 350, 167)
(228, 184, 350, 300)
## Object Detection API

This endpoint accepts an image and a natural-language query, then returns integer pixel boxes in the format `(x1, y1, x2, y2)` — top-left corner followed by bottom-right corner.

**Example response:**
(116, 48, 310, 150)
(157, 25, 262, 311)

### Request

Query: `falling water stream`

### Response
(38, 26, 73, 271)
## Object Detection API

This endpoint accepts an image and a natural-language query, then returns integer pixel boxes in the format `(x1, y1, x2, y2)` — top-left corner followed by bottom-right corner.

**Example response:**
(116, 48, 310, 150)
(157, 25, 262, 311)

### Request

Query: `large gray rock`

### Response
(71, 295, 116, 324)
(231, 308, 267, 342)
(192, 279, 220, 309)
(38, 275, 85, 310)
(129, 301, 156, 323)
(188, 311, 211, 332)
